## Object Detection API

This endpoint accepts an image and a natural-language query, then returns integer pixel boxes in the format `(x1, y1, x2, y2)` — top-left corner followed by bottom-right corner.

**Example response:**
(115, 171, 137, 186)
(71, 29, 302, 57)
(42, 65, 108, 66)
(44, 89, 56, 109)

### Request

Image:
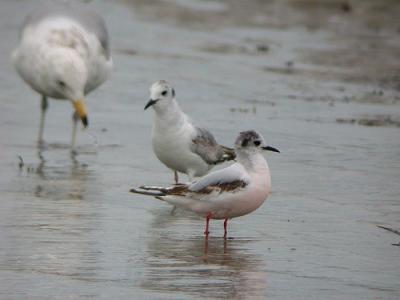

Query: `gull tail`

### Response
(220, 146, 236, 162)
(130, 186, 166, 198)
(130, 184, 189, 199)
(131, 184, 197, 209)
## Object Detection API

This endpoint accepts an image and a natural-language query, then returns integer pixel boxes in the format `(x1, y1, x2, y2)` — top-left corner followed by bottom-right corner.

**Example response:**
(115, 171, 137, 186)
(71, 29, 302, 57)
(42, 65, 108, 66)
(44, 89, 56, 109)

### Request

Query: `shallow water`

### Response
(1, 0, 400, 299)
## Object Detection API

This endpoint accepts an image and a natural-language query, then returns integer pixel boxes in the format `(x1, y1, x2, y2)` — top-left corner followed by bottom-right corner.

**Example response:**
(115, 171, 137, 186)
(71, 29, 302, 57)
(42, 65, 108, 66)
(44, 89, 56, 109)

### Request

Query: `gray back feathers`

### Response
(21, 3, 110, 59)
(191, 127, 236, 165)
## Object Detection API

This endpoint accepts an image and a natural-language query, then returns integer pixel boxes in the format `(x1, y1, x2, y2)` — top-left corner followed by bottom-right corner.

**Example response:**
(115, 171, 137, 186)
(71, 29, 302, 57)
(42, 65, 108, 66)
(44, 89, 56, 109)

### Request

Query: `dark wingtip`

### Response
(130, 187, 167, 197)
(221, 146, 236, 162)
(228, 148, 237, 159)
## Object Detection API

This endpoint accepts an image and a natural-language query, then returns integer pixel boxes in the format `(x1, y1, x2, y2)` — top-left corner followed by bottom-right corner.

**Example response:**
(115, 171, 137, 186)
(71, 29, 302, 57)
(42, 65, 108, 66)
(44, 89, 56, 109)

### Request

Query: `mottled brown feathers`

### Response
(168, 184, 189, 195)
(168, 180, 246, 196)
(220, 146, 236, 162)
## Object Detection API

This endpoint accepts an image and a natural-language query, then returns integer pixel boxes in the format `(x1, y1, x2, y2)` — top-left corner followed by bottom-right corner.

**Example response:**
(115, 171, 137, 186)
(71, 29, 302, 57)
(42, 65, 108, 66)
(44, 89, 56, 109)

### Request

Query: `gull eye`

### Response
(58, 80, 66, 88)
(161, 90, 168, 96)
(254, 140, 261, 146)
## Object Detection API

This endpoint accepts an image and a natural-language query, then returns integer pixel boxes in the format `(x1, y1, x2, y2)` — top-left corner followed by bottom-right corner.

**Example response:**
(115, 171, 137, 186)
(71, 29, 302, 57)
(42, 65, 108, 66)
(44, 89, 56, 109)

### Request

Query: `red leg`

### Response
(204, 213, 212, 236)
(223, 218, 228, 238)
(203, 237, 209, 256)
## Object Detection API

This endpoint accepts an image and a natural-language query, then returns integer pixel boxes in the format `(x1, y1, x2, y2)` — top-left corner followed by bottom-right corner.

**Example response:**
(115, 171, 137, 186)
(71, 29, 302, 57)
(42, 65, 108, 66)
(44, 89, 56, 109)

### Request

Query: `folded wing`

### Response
(190, 127, 236, 165)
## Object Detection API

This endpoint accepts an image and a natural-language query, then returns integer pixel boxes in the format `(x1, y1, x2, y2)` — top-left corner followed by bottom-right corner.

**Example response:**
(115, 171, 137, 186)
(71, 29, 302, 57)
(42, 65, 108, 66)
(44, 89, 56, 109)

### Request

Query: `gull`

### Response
(144, 80, 236, 184)
(12, 3, 113, 150)
(130, 130, 280, 237)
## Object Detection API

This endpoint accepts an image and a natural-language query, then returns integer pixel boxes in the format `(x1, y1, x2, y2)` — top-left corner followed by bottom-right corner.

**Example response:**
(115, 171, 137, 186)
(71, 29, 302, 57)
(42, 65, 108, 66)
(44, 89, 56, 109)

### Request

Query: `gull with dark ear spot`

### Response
(144, 80, 236, 184)
(12, 2, 112, 151)
(130, 130, 279, 238)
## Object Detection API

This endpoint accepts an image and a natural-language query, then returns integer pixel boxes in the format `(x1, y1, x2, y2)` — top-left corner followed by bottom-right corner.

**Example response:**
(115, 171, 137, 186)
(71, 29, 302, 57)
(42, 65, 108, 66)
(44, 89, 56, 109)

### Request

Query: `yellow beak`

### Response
(73, 99, 88, 128)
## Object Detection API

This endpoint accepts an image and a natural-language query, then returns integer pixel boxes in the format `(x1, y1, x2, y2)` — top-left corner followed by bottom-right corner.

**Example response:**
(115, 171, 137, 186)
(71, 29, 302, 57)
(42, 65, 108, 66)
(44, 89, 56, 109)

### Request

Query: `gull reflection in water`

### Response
(23, 149, 94, 201)
(140, 209, 268, 299)
(7, 150, 104, 287)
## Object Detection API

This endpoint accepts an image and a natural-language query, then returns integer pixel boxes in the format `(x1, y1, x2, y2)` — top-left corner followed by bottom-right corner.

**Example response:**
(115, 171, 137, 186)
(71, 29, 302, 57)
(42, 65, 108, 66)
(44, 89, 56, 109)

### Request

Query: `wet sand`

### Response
(0, 0, 399, 299)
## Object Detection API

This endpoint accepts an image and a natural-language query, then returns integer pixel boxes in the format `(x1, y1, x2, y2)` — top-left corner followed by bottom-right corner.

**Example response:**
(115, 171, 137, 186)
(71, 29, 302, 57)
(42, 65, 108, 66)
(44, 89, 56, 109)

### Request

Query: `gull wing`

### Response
(190, 127, 235, 165)
(130, 164, 249, 210)
(22, 3, 110, 59)
(187, 163, 249, 194)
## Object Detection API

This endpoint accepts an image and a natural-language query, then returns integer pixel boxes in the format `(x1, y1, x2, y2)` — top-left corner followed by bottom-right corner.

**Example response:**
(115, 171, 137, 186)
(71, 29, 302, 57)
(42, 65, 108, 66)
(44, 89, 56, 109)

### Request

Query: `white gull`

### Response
(12, 3, 113, 150)
(130, 130, 280, 237)
(144, 80, 235, 184)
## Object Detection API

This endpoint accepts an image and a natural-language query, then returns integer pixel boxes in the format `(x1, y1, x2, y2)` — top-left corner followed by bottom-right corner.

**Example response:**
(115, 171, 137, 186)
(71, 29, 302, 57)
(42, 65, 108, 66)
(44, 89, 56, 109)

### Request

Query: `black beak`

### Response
(144, 99, 158, 110)
(81, 115, 88, 128)
(262, 146, 280, 153)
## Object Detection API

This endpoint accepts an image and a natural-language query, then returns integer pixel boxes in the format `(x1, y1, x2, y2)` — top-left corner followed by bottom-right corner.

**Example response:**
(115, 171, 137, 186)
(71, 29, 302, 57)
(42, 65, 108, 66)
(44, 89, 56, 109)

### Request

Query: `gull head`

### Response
(235, 130, 280, 155)
(145, 80, 176, 111)
(47, 50, 89, 127)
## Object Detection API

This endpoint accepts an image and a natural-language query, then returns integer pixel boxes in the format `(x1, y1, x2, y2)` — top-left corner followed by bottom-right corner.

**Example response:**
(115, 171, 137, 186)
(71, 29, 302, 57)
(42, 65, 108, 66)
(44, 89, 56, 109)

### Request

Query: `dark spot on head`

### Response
(158, 80, 168, 85)
(236, 130, 264, 148)
(161, 90, 167, 96)
(172, 88, 175, 97)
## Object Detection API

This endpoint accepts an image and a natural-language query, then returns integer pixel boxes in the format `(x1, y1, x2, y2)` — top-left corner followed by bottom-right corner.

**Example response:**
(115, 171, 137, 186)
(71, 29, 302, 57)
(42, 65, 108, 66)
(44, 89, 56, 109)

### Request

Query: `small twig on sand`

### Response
(377, 225, 400, 236)
(18, 155, 24, 169)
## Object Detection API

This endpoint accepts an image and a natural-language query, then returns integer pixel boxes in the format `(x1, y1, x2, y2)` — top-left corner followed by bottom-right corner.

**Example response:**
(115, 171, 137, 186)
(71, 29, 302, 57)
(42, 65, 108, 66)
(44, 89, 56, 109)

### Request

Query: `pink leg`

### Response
(224, 218, 228, 238)
(204, 213, 212, 236)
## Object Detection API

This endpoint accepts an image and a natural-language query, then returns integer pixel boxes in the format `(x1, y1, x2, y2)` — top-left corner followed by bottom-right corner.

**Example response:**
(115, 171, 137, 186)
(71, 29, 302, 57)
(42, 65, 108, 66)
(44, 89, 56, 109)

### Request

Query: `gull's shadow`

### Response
(140, 209, 267, 299)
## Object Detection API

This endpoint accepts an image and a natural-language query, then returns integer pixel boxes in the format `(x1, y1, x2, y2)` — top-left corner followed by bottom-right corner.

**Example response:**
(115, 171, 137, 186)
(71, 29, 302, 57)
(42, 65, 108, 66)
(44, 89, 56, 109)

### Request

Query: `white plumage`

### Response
(145, 80, 235, 183)
(12, 3, 112, 150)
(131, 130, 280, 237)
